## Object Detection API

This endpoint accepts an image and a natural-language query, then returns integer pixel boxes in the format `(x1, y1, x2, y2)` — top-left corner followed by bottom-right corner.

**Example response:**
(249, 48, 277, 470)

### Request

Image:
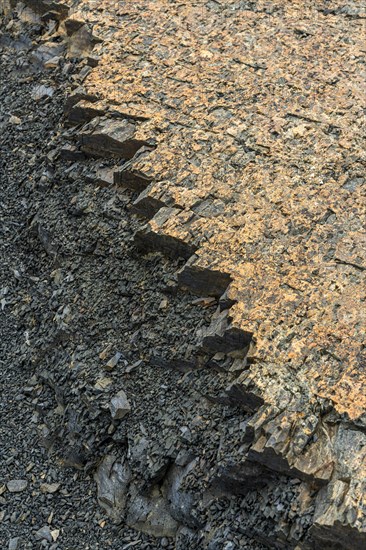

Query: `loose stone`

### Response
(109, 390, 131, 420)
(6, 480, 28, 493)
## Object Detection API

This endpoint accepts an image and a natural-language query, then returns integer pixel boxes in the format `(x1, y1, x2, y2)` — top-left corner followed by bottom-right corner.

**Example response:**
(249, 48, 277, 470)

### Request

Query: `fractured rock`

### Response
(64, 16, 85, 36)
(34, 525, 52, 542)
(64, 86, 98, 116)
(59, 144, 85, 161)
(109, 390, 131, 420)
(114, 167, 152, 192)
(31, 84, 54, 100)
(94, 454, 132, 521)
(163, 459, 201, 529)
(80, 118, 149, 159)
(66, 100, 105, 126)
(201, 309, 252, 355)
(178, 256, 232, 298)
(134, 208, 197, 260)
(126, 488, 179, 538)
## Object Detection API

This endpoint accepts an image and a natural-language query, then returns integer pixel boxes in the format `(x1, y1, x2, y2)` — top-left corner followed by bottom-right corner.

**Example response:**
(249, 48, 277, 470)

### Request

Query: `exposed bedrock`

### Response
(2, 0, 365, 549)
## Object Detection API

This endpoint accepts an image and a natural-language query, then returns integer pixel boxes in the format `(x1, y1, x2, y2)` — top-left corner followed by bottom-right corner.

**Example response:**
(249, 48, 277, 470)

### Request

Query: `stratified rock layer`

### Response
(3, 0, 365, 548)
(74, 1, 366, 547)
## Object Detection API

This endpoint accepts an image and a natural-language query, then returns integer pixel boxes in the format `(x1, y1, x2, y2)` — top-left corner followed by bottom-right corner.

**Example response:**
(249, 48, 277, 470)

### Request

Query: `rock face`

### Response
(94, 455, 132, 521)
(74, 0, 365, 546)
(1, 0, 365, 549)
(79, 118, 151, 159)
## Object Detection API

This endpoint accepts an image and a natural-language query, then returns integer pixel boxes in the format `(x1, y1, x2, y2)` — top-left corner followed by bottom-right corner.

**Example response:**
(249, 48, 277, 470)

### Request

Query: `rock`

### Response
(113, 167, 152, 192)
(310, 479, 366, 550)
(66, 100, 105, 126)
(40, 482, 60, 494)
(163, 460, 200, 528)
(80, 118, 149, 159)
(59, 144, 86, 161)
(50, 529, 60, 542)
(109, 390, 131, 420)
(64, 86, 98, 116)
(132, 186, 166, 219)
(87, 54, 100, 67)
(224, 379, 265, 412)
(34, 525, 52, 542)
(175, 527, 197, 550)
(44, 56, 61, 69)
(200, 310, 252, 354)
(6, 480, 27, 493)
(21, 1, 69, 20)
(126, 489, 179, 537)
(210, 462, 275, 496)
(31, 42, 65, 65)
(134, 208, 196, 260)
(64, 16, 85, 36)
(178, 256, 232, 298)
(94, 377, 112, 391)
(9, 115, 21, 124)
(149, 355, 196, 372)
(105, 352, 121, 371)
(8, 537, 20, 550)
(94, 454, 132, 521)
(37, 224, 58, 258)
(67, 25, 99, 58)
(31, 84, 54, 100)
(86, 167, 114, 187)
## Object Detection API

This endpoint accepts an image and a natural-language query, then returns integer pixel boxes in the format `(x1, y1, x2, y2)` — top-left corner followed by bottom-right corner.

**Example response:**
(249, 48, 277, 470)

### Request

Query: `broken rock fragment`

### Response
(127, 489, 179, 537)
(105, 352, 122, 371)
(63, 86, 98, 116)
(31, 84, 54, 101)
(40, 482, 60, 494)
(109, 390, 131, 420)
(34, 525, 52, 543)
(64, 16, 85, 36)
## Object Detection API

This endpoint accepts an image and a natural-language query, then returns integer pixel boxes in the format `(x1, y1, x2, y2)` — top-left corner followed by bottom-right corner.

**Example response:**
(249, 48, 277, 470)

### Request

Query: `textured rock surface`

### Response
(74, 0, 365, 547)
(1, 0, 365, 549)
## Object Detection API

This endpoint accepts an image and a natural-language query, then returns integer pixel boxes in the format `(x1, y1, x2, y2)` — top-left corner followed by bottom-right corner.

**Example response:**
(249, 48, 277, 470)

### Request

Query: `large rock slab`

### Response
(80, 118, 149, 159)
(94, 454, 132, 521)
